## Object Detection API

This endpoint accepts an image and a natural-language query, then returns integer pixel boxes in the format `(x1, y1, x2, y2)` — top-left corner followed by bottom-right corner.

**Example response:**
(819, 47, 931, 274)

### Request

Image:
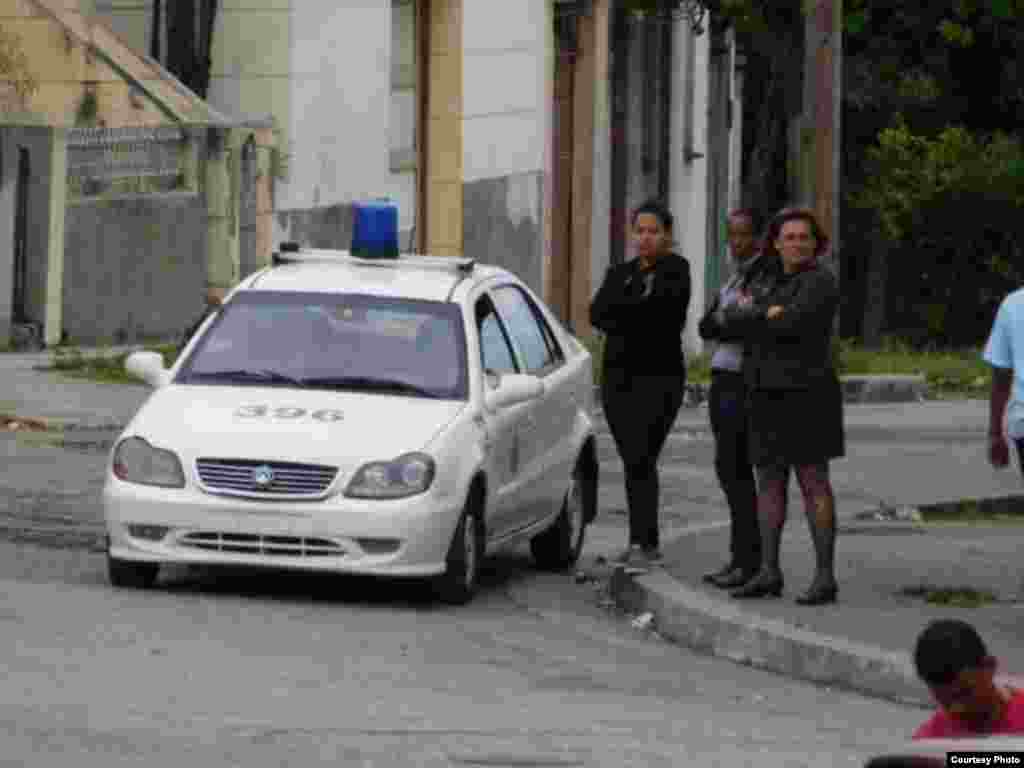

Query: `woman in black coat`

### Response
(589, 200, 691, 569)
(721, 207, 845, 606)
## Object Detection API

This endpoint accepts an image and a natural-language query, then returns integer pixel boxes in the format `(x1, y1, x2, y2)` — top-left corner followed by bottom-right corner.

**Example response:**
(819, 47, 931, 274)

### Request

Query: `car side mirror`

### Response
(484, 373, 544, 411)
(125, 350, 171, 389)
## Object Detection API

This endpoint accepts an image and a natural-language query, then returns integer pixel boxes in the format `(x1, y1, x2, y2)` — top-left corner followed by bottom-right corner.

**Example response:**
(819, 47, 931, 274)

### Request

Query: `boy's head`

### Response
(914, 619, 1003, 731)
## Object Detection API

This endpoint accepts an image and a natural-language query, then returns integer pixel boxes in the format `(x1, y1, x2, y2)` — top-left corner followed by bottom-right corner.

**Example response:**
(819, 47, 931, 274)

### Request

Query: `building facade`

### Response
(24, 0, 743, 353)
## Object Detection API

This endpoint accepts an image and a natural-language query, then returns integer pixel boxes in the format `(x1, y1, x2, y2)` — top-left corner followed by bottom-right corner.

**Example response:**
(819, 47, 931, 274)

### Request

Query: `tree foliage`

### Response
(684, 0, 1024, 344)
(853, 118, 1024, 344)
(840, 1, 1024, 345)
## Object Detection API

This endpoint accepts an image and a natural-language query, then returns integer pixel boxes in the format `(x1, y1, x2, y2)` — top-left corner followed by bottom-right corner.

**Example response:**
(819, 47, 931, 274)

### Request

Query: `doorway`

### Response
(12, 148, 29, 324)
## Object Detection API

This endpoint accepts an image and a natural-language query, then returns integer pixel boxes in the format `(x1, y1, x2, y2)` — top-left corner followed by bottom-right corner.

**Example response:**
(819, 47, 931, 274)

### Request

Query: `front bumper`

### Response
(102, 476, 462, 577)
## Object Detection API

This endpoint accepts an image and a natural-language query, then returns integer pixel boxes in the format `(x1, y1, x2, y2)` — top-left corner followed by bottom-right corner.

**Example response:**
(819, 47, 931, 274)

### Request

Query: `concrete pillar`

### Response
(671, 21, 710, 357)
(424, 0, 463, 257)
(43, 127, 66, 347)
(252, 124, 276, 272)
(587, 0, 612, 310)
(205, 125, 240, 304)
(568, 1, 606, 341)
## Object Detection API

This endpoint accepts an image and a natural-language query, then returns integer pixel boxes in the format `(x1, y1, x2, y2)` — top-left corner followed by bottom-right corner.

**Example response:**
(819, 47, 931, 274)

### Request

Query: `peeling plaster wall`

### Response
(462, 0, 548, 293)
(63, 195, 207, 344)
(463, 171, 544, 294)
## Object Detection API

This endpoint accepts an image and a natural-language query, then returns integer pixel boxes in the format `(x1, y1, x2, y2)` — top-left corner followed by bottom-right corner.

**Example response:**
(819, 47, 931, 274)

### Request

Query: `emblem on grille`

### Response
(251, 465, 275, 488)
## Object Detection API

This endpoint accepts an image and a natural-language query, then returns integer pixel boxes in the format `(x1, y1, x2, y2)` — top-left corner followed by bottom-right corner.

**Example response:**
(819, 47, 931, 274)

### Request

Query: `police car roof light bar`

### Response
(351, 199, 400, 260)
(271, 244, 476, 274)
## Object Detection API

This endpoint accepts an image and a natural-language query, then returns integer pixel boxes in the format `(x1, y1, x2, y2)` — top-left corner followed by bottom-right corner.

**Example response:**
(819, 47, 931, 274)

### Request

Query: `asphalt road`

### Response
(0, 369, 951, 766)
(0, 516, 924, 767)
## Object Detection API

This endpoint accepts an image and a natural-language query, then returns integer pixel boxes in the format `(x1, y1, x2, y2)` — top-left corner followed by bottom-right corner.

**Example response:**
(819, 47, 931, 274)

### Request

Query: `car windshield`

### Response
(176, 291, 468, 400)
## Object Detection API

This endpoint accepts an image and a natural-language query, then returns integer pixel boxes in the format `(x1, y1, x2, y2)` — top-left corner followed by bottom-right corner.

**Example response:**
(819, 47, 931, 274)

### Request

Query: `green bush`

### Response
(834, 336, 989, 397)
(46, 343, 180, 385)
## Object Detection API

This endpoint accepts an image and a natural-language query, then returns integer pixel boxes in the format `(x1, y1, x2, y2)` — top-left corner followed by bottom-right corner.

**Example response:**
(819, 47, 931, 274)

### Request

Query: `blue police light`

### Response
(351, 199, 400, 259)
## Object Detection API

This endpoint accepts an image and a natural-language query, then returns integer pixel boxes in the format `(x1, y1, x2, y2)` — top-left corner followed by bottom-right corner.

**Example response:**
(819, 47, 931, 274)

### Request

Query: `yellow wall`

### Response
(424, 0, 463, 257)
(0, 1, 202, 128)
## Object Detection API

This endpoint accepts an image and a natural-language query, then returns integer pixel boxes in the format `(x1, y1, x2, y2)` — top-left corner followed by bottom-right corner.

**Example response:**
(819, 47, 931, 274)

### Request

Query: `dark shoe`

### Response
(731, 573, 784, 599)
(702, 563, 736, 585)
(795, 583, 838, 606)
(713, 567, 757, 589)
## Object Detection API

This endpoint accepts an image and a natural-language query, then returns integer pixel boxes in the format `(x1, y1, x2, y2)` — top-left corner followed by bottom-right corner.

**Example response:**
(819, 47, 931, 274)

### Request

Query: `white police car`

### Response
(102, 201, 599, 604)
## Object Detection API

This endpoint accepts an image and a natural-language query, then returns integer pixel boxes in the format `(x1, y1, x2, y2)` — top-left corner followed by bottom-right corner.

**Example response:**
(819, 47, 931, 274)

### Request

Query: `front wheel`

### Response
(107, 555, 160, 589)
(433, 503, 484, 605)
(530, 463, 587, 571)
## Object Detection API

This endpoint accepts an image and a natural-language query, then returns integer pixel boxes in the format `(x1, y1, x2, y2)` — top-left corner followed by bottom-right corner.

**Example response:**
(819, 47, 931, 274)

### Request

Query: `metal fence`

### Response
(66, 125, 193, 199)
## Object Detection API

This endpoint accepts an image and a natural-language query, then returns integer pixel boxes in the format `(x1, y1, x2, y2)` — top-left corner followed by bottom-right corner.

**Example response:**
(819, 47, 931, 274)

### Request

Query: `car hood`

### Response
(122, 385, 466, 467)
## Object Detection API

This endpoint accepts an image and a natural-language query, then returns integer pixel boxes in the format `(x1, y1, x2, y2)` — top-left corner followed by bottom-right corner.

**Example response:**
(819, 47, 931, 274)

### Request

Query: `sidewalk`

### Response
(599, 397, 1024, 709)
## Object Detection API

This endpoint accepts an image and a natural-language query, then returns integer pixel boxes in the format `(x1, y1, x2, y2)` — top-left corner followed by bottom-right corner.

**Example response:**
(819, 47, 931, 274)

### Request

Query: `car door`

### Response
(489, 284, 576, 527)
(474, 294, 532, 541)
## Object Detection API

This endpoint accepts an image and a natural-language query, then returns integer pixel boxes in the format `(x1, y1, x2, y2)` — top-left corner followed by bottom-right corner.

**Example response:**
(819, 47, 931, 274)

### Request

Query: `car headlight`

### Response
(344, 453, 435, 499)
(112, 437, 186, 488)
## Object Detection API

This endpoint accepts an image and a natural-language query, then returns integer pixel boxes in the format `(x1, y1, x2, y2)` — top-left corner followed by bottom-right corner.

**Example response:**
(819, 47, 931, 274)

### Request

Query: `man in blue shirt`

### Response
(983, 287, 1024, 471)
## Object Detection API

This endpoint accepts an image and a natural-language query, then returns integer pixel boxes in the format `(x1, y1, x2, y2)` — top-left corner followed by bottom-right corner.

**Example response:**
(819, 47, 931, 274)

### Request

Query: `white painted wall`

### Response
(93, 1, 397, 235)
(284, 3, 391, 214)
(670, 21, 710, 358)
(462, 0, 547, 182)
(589, 15, 612, 302)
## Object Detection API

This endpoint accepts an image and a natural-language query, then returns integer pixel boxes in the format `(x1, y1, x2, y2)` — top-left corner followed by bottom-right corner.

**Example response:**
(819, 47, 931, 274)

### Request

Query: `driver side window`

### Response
(475, 296, 518, 381)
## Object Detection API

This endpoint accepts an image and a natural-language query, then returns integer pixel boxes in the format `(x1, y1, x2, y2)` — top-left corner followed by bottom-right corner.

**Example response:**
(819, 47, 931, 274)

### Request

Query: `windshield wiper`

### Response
(300, 375, 440, 398)
(188, 369, 304, 386)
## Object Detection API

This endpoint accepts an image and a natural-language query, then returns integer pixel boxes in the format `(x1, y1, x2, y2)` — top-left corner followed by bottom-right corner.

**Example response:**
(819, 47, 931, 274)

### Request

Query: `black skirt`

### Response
(748, 376, 845, 468)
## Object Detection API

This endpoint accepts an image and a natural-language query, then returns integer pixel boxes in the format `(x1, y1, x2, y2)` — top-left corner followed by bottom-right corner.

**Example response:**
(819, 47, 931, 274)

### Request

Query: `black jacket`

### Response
(697, 253, 779, 343)
(589, 252, 691, 376)
(720, 262, 839, 390)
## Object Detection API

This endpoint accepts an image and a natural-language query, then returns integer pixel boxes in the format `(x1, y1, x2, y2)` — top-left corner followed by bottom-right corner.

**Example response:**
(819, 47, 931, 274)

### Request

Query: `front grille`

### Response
(195, 458, 337, 498)
(178, 531, 346, 557)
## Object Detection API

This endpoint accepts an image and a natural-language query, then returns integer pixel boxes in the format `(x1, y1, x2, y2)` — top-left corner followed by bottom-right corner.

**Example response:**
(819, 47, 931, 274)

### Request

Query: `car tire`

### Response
(433, 502, 483, 605)
(107, 554, 160, 589)
(530, 461, 586, 571)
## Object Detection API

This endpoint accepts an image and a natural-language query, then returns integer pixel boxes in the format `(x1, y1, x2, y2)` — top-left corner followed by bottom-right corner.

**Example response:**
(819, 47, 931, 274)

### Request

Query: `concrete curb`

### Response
(609, 564, 933, 709)
(842, 375, 928, 404)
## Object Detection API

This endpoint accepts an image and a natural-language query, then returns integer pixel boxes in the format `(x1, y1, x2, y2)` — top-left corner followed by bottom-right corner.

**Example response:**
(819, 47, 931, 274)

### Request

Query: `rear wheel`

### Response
(530, 462, 586, 571)
(107, 554, 160, 589)
(433, 502, 484, 605)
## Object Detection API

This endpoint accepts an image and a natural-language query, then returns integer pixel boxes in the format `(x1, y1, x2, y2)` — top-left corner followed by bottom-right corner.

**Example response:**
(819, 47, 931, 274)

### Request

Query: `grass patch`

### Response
(834, 337, 989, 398)
(899, 584, 1000, 608)
(918, 496, 1024, 525)
(44, 343, 180, 385)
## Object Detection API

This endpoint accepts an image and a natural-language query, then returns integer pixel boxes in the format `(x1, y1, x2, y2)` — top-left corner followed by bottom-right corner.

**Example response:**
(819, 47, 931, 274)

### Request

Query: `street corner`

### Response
(607, 554, 935, 708)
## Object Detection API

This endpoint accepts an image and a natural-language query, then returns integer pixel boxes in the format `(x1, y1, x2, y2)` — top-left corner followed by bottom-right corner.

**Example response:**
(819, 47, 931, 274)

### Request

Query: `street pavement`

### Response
(596, 396, 1024, 708)
(0, 347, 936, 766)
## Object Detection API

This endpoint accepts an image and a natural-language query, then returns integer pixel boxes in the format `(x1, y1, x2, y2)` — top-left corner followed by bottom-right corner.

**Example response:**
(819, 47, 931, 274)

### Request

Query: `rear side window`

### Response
(475, 296, 518, 376)
(491, 285, 564, 375)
